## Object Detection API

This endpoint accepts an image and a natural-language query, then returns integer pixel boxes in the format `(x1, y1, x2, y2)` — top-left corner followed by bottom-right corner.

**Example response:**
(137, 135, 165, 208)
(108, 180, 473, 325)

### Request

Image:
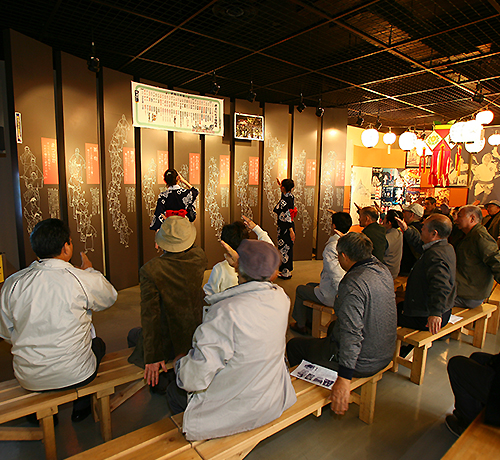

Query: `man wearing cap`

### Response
(482, 199, 500, 243)
(287, 232, 396, 417)
(399, 202, 424, 275)
(359, 206, 387, 262)
(167, 239, 296, 441)
(128, 216, 207, 390)
(453, 205, 500, 309)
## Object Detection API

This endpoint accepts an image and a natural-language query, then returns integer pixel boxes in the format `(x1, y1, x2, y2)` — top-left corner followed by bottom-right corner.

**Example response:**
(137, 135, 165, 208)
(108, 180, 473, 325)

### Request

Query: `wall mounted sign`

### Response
(123, 147, 135, 185)
(234, 113, 264, 141)
(41, 137, 58, 184)
(189, 153, 201, 184)
(157, 150, 169, 184)
(249, 156, 259, 185)
(132, 82, 224, 136)
(85, 143, 100, 184)
(15, 112, 22, 143)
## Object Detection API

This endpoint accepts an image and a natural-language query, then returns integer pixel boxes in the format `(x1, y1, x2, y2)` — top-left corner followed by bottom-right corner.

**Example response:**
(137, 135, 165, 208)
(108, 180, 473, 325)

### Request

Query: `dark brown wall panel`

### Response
(103, 68, 138, 290)
(173, 132, 203, 248)
(292, 108, 319, 260)
(317, 108, 348, 258)
(262, 103, 290, 245)
(140, 127, 169, 264)
(61, 52, 104, 272)
(10, 31, 58, 266)
(233, 100, 261, 227)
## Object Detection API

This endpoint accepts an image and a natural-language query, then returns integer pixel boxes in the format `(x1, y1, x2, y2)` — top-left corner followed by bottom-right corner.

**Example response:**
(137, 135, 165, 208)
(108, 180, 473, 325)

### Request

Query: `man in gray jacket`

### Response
(290, 212, 352, 334)
(287, 232, 396, 416)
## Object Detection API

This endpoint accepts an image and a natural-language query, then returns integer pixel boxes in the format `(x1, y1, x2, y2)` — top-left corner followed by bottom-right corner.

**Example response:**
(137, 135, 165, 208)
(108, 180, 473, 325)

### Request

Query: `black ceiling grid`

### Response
(1, 0, 500, 128)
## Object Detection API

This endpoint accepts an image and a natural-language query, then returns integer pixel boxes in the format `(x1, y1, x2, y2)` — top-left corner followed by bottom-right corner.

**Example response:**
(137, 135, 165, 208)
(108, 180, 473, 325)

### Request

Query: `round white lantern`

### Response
(415, 138, 427, 156)
(488, 132, 500, 146)
(399, 131, 417, 151)
(462, 120, 483, 143)
(383, 131, 396, 145)
(465, 138, 485, 153)
(475, 110, 494, 125)
(361, 128, 379, 148)
(450, 122, 466, 143)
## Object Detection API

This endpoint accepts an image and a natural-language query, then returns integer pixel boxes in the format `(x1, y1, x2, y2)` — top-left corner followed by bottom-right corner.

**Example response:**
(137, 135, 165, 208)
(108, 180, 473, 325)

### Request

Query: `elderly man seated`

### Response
(167, 239, 296, 441)
(287, 232, 396, 416)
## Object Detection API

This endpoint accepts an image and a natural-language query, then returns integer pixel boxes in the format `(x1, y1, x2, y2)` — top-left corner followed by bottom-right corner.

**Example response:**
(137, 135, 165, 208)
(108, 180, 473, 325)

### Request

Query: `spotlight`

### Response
(375, 117, 382, 130)
(472, 82, 484, 104)
(297, 93, 306, 113)
(246, 81, 256, 102)
(209, 71, 220, 95)
(315, 98, 324, 118)
(356, 111, 364, 126)
(87, 41, 100, 73)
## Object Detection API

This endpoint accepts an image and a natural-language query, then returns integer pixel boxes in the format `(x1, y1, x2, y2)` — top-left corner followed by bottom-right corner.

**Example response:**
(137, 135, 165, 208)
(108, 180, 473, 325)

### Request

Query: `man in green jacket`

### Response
(454, 205, 500, 308)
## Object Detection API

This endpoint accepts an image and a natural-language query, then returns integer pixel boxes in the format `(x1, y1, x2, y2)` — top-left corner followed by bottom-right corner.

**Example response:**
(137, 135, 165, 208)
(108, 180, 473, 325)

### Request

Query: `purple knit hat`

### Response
(236, 239, 281, 280)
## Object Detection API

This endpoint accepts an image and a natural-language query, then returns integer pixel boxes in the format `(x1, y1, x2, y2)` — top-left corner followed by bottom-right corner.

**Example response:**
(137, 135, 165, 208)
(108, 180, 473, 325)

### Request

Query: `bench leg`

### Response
(450, 328, 462, 341)
(97, 394, 112, 442)
(472, 316, 488, 348)
(37, 408, 57, 460)
(391, 340, 401, 373)
(487, 306, 499, 335)
(312, 309, 321, 339)
(410, 345, 430, 385)
(110, 379, 146, 412)
(359, 377, 380, 424)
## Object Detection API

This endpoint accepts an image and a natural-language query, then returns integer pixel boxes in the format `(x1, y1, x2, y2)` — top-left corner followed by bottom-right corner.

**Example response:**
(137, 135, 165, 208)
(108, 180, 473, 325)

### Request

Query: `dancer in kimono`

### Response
(274, 178, 296, 279)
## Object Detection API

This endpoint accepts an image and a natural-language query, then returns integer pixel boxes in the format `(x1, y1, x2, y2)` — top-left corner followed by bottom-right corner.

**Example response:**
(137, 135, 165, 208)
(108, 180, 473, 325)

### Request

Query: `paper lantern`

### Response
(399, 131, 417, 151)
(450, 122, 466, 143)
(462, 120, 482, 143)
(488, 132, 500, 146)
(475, 110, 494, 125)
(465, 138, 485, 153)
(361, 128, 379, 148)
(415, 138, 427, 156)
(383, 131, 396, 145)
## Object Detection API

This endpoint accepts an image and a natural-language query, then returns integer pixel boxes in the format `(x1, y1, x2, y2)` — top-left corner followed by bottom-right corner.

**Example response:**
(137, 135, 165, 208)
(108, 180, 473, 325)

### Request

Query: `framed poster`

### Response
(234, 113, 264, 141)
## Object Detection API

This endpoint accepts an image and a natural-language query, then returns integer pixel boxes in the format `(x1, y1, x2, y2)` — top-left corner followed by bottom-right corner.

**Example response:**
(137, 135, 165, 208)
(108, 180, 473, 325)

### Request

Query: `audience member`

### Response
(0, 218, 117, 422)
(482, 199, 500, 242)
(150, 169, 199, 229)
(287, 232, 396, 416)
(423, 196, 438, 217)
(167, 239, 296, 440)
(290, 212, 352, 334)
(203, 216, 273, 297)
(274, 178, 296, 279)
(382, 209, 403, 279)
(446, 351, 500, 436)
(128, 216, 207, 392)
(453, 205, 500, 309)
(359, 206, 387, 262)
(397, 214, 456, 335)
(399, 202, 424, 275)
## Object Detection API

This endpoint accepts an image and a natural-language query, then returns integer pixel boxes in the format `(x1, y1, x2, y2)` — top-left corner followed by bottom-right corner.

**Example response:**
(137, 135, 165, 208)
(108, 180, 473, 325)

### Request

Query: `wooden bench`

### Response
(486, 281, 500, 334)
(76, 348, 173, 442)
(392, 303, 497, 385)
(441, 410, 500, 459)
(67, 363, 392, 460)
(303, 300, 336, 338)
(0, 379, 77, 460)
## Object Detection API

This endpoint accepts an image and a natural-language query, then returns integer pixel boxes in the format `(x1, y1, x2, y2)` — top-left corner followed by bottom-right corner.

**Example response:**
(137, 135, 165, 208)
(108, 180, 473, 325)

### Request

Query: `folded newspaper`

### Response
(448, 314, 463, 325)
(290, 360, 338, 390)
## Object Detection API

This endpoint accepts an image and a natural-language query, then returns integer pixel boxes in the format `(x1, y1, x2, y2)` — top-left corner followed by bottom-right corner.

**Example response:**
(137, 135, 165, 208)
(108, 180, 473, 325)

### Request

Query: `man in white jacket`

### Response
(290, 212, 352, 334)
(167, 239, 296, 441)
(0, 219, 117, 422)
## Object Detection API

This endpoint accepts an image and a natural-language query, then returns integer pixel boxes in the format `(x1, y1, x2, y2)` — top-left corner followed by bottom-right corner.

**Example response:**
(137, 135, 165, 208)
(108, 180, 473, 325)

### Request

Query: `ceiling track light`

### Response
(315, 98, 324, 118)
(297, 93, 306, 113)
(472, 82, 484, 104)
(87, 41, 100, 73)
(375, 117, 382, 131)
(246, 80, 256, 103)
(356, 110, 364, 127)
(210, 71, 220, 95)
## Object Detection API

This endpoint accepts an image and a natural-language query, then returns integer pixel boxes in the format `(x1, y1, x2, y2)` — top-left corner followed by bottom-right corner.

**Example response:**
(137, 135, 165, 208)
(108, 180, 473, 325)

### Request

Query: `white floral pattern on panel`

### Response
(107, 115, 133, 247)
(142, 158, 157, 220)
(205, 156, 225, 239)
(68, 148, 96, 252)
(320, 150, 336, 233)
(179, 164, 189, 182)
(293, 150, 312, 236)
(221, 186, 229, 208)
(263, 136, 283, 224)
(91, 188, 100, 215)
(47, 188, 60, 219)
(235, 161, 253, 220)
(126, 187, 136, 213)
(20, 146, 44, 233)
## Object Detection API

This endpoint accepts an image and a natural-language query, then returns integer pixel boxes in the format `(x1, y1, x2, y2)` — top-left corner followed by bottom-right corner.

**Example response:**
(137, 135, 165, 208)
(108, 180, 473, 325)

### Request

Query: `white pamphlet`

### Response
(290, 360, 338, 390)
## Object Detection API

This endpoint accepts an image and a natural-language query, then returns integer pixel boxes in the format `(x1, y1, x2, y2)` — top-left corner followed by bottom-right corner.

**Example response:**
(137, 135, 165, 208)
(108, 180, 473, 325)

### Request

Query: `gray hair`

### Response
(425, 214, 452, 239)
(459, 205, 483, 223)
(337, 232, 373, 262)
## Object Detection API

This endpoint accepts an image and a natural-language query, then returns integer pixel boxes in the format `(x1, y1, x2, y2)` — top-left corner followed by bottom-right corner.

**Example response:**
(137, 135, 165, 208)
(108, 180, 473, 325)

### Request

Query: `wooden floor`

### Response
(1, 260, 499, 460)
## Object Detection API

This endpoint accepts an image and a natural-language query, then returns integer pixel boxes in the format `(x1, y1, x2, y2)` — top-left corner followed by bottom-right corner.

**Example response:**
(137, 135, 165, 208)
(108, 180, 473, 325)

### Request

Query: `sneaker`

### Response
(445, 414, 465, 437)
